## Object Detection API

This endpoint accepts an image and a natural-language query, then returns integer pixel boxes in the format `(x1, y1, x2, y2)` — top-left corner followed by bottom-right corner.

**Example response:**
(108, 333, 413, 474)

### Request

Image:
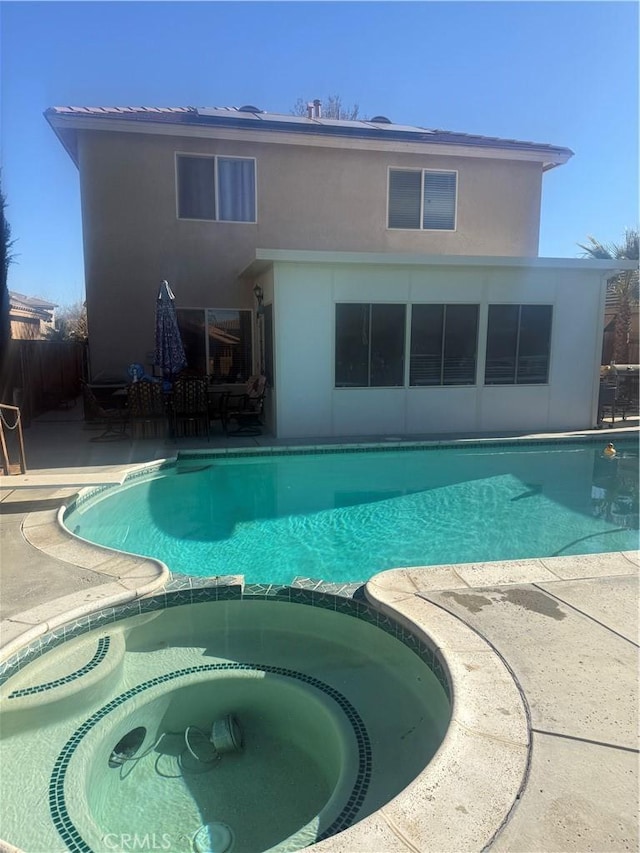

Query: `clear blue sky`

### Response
(1, 1, 638, 307)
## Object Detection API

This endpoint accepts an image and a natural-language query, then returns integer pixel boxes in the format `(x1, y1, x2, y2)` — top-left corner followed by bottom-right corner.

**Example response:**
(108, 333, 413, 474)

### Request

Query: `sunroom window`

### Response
(335, 304, 406, 388)
(484, 305, 553, 385)
(410, 304, 479, 385)
(176, 155, 256, 222)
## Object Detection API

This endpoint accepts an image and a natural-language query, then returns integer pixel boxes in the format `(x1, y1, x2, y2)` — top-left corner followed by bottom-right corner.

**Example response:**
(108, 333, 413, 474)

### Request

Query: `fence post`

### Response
(0, 404, 27, 475)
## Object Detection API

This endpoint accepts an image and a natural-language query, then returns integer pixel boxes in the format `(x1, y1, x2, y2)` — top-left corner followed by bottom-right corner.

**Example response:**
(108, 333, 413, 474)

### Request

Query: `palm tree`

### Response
(579, 228, 639, 364)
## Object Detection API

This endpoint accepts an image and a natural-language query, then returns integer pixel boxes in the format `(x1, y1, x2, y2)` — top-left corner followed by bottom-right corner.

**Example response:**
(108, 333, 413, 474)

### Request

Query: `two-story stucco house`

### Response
(45, 104, 631, 438)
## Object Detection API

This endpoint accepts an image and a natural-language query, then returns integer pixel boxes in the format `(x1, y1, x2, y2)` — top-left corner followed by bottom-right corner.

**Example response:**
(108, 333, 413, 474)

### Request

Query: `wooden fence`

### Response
(0, 339, 88, 425)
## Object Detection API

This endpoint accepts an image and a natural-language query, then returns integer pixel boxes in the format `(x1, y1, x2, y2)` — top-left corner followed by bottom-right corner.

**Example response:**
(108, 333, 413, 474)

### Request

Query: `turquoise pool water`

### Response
(65, 440, 639, 584)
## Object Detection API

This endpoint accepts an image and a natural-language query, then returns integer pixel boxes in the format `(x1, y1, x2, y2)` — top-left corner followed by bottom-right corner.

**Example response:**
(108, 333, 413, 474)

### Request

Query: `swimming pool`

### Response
(64, 439, 639, 585)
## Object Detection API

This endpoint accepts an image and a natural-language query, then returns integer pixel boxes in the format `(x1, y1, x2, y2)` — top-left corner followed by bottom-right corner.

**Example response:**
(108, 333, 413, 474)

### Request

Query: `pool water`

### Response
(65, 441, 639, 584)
(85, 675, 347, 852)
(0, 600, 450, 853)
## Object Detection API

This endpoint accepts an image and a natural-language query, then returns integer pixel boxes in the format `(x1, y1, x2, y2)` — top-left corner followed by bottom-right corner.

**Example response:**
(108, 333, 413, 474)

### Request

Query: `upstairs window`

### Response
(410, 304, 479, 386)
(388, 169, 457, 230)
(176, 155, 256, 222)
(335, 303, 406, 388)
(485, 305, 553, 385)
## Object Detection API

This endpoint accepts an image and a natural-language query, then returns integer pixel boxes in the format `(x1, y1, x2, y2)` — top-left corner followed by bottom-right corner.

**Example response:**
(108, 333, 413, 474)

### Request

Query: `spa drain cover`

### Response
(194, 822, 234, 853)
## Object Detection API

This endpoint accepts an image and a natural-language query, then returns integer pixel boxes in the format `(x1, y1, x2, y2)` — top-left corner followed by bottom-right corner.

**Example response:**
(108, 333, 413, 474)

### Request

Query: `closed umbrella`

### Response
(155, 280, 187, 380)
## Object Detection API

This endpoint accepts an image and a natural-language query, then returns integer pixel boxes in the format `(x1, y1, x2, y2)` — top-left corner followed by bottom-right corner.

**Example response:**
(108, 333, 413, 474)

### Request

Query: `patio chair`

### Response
(80, 381, 129, 441)
(221, 375, 267, 436)
(170, 376, 210, 441)
(597, 382, 631, 427)
(127, 379, 169, 439)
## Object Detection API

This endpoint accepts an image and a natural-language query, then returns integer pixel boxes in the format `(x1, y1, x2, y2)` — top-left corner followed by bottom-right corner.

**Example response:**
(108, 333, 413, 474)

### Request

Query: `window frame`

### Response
(484, 303, 553, 386)
(174, 152, 257, 224)
(409, 303, 479, 387)
(387, 167, 458, 232)
(334, 302, 407, 389)
(175, 306, 255, 381)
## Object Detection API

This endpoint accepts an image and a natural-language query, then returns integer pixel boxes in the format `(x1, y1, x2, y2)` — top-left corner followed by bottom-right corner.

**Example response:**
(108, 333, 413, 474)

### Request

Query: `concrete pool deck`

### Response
(0, 404, 638, 851)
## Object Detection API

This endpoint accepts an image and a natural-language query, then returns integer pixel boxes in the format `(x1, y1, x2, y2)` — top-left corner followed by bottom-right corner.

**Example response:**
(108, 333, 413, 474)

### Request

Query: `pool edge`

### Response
(1, 435, 638, 852)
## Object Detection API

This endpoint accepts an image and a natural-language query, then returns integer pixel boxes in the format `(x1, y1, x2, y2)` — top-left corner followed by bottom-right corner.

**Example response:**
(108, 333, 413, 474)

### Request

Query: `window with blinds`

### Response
(410, 304, 478, 385)
(388, 168, 457, 231)
(176, 155, 256, 222)
(335, 303, 406, 388)
(484, 305, 553, 385)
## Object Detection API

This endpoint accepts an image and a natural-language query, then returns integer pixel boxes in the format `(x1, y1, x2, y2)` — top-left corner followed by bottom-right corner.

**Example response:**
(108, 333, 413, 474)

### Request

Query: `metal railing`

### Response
(0, 404, 27, 475)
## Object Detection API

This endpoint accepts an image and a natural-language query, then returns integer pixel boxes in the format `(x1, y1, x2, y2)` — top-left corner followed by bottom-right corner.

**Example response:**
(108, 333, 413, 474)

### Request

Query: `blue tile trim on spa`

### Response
(1, 584, 451, 700)
(7, 637, 111, 699)
(49, 663, 372, 852)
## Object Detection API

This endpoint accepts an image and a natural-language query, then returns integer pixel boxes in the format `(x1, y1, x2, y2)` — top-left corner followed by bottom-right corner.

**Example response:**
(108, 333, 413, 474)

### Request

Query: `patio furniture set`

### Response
(81, 375, 266, 442)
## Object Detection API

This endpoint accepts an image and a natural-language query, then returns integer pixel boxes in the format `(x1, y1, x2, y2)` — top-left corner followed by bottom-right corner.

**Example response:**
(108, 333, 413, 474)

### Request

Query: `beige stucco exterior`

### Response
(75, 127, 544, 378)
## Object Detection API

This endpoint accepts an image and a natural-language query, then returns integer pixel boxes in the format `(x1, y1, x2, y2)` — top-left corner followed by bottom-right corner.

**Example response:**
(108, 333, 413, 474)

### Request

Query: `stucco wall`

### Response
(272, 261, 606, 439)
(77, 130, 543, 378)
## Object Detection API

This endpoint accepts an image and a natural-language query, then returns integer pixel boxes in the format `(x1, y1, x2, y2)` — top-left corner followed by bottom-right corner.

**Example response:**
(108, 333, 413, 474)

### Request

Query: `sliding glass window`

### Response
(485, 304, 552, 385)
(335, 304, 405, 388)
(410, 304, 478, 385)
(388, 169, 457, 230)
(207, 310, 252, 382)
(176, 308, 252, 382)
(176, 155, 256, 222)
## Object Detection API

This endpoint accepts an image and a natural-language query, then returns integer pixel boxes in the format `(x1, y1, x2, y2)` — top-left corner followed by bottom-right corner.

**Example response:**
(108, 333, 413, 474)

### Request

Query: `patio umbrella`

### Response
(154, 280, 187, 380)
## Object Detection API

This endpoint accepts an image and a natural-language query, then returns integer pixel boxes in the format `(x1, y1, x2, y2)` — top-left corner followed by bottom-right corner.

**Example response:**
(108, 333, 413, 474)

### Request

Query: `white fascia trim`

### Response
(46, 114, 571, 168)
(247, 249, 637, 272)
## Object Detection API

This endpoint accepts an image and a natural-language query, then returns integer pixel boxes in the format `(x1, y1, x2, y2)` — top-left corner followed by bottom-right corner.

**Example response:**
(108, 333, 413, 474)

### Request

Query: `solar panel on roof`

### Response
(197, 108, 259, 120)
(254, 113, 316, 125)
(313, 117, 372, 129)
(365, 122, 434, 134)
(45, 106, 573, 160)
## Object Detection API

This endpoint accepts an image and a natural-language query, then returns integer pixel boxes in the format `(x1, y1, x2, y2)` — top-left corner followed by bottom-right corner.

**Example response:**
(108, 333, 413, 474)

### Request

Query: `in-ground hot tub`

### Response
(68, 670, 362, 852)
(0, 590, 452, 853)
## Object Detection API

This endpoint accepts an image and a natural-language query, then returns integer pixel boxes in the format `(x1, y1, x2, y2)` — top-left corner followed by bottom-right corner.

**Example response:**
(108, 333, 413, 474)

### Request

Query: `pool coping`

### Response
(7, 566, 637, 853)
(0, 429, 640, 652)
(0, 580, 534, 853)
(0, 433, 638, 852)
(2, 431, 638, 659)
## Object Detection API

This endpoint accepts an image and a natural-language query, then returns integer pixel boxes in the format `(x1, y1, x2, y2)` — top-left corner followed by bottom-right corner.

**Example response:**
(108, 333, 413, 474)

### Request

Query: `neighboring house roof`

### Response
(9, 292, 57, 339)
(44, 105, 574, 171)
(9, 291, 58, 316)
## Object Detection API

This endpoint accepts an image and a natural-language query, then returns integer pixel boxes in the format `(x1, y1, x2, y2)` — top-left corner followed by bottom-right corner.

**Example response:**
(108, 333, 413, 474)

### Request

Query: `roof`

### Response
(9, 291, 58, 312)
(240, 249, 638, 278)
(44, 105, 573, 171)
